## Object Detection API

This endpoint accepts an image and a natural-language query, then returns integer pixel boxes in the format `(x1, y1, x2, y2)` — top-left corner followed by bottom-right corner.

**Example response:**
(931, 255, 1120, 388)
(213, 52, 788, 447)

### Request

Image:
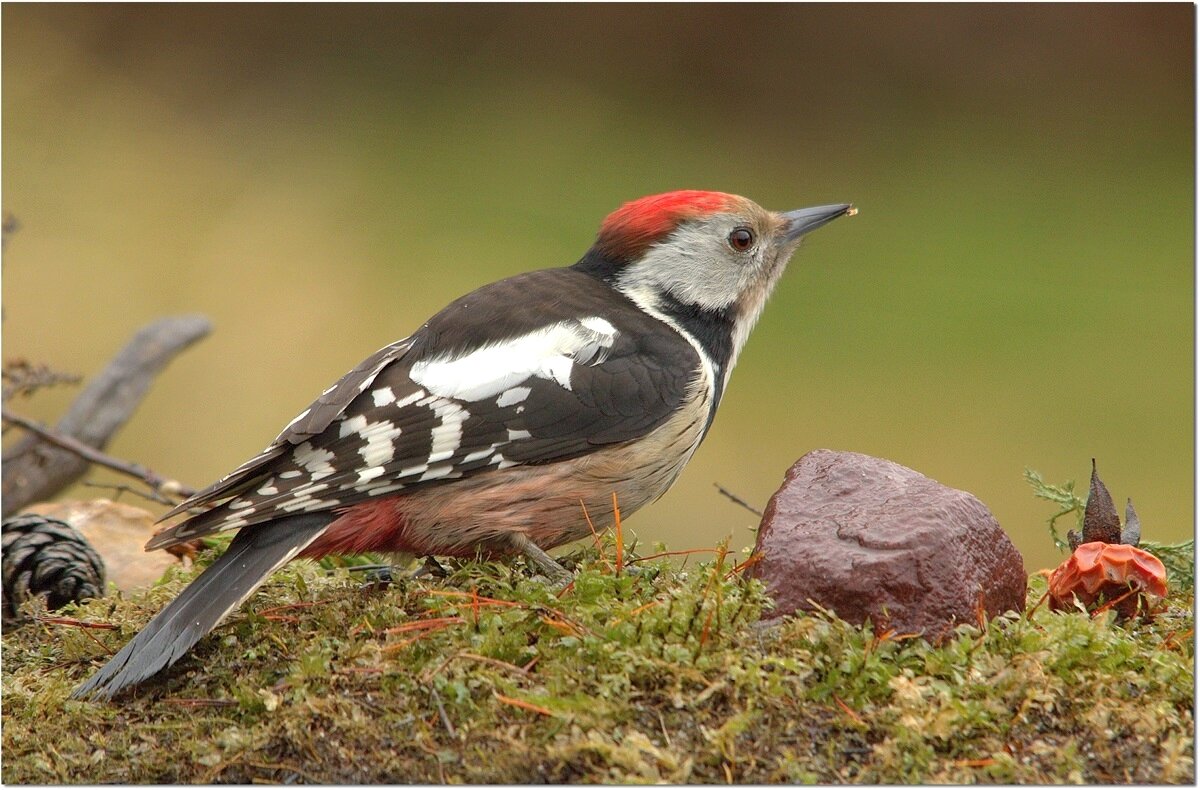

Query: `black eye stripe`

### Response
(728, 227, 754, 251)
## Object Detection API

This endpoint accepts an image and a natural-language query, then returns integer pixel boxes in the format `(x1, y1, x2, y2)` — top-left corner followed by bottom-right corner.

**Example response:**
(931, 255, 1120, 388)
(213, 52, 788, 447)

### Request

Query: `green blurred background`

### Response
(3, 4, 1193, 572)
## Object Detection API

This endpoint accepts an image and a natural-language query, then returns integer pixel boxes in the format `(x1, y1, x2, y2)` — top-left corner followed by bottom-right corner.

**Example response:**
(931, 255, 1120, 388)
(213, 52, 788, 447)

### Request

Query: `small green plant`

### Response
(1023, 467, 1085, 551)
(1025, 465, 1194, 588)
(1142, 540, 1196, 590)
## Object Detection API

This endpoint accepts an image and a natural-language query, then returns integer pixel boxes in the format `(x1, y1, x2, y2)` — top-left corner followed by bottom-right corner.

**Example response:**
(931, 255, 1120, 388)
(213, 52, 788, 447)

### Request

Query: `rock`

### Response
(24, 499, 183, 592)
(748, 449, 1026, 641)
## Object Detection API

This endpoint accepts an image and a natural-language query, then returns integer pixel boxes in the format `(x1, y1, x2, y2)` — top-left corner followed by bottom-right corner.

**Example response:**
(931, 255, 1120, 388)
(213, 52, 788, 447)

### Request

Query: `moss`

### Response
(2, 537, 1193, 783)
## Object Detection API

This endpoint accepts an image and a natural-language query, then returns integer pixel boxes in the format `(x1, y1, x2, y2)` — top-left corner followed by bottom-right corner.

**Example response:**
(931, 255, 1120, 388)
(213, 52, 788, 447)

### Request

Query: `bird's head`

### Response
(574, 190, 854, 376)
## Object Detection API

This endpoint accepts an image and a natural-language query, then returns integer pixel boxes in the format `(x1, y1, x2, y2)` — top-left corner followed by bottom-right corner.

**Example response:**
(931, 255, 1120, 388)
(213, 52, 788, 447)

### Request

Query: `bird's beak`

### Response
(781, 203, 856, 242)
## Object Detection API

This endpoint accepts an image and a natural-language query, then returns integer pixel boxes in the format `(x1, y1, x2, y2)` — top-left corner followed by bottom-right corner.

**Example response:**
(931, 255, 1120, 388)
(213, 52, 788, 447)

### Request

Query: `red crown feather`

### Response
(595, 190, 739, 260)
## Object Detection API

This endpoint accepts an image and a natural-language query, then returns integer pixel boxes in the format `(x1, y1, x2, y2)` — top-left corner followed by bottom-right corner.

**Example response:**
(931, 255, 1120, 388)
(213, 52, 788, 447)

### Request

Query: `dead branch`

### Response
(35, 616, 119, 630)
(1, 315, 211, 517)
(2, 359, 82, 401)
(2, 408, 195, 500)
(2, 213, 19, 249)
(80, 479, 177, 507)
(713, 482, 764, 518)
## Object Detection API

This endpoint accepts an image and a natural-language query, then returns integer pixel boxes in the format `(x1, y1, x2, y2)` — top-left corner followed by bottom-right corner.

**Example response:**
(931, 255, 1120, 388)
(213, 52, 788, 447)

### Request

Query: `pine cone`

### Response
(2, 514, 106, 622)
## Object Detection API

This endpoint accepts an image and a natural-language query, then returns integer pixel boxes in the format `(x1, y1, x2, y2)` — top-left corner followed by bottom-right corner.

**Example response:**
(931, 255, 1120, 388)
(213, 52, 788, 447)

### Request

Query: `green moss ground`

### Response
(2, 537, 1193, 783)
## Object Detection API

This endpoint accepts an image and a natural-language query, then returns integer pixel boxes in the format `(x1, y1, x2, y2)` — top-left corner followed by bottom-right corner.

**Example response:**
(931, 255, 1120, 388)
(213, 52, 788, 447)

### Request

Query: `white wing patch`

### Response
(293, 442, 336, 480)
(358, 420, 402, 467)
(496, 386, 531, 408)
(172, 316, 648, 538)
(423, 396, 467, 465)
(339, 415, 369, 439)
(579, 316, 617, 336)
(396, 390, 425, 408)
(410, 317, 618, 402)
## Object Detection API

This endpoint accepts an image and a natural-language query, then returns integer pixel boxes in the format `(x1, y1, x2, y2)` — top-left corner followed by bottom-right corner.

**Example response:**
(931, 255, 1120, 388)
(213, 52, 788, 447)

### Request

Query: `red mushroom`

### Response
(1047, 541, 1168, 619)
(1045, 460, 1169, 620)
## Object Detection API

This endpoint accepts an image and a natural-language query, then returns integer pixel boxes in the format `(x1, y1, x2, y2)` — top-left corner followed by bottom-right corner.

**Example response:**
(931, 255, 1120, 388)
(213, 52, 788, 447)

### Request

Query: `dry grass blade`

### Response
(713, 482, 764, 517)
(579, 499, 614, 572)
(612, 491, 624, 575)
(36, 616, 118, 630)
(424, 590, 525, 608)
(494, 690, 554, 717)
(832, 693, 865, 725)
(162, 697, 237, 708)
(628, 547, 719, 564)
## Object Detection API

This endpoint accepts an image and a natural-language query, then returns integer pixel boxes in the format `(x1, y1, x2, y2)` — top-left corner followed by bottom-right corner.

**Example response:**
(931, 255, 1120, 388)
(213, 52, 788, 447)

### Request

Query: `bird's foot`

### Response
(510, 535, 574, 587)
(357, 564, 396, 592)
(411, 555, 450, 580)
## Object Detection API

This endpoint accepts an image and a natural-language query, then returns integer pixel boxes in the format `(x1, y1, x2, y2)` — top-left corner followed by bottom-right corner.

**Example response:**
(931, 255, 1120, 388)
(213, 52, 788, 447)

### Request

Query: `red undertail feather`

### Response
(300, 497, 411, 558)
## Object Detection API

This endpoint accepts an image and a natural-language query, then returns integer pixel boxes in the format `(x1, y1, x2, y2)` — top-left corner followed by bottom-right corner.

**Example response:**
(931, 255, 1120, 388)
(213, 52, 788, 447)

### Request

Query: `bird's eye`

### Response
(728, 227, 754, 252)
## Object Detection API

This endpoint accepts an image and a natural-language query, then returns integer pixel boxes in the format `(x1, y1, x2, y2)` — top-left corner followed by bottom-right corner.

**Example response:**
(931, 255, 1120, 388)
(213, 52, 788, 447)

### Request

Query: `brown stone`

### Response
(748, 449, 1026, 641)
(25, 499, 184, 591)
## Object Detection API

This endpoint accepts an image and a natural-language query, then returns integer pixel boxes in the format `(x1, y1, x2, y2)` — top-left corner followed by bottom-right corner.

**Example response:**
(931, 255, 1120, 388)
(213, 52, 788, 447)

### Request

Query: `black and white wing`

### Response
(149, 269, 702, 550)
(150, 338, 412, 530)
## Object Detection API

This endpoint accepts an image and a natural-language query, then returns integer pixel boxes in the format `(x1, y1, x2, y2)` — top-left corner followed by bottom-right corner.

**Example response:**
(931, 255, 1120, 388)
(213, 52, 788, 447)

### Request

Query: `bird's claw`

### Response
(411, 555, 450, 580)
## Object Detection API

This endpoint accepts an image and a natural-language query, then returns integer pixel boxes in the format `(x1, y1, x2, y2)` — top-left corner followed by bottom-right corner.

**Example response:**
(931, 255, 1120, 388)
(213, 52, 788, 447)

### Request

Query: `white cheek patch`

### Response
(615, 219, 744, 312)
(410, 318, 618, 402)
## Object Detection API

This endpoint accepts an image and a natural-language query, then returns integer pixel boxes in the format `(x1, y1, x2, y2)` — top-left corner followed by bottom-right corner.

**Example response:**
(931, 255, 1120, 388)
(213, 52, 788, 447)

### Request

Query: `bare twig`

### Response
(2, 408, 194, 501)
(1, 315, 211, 517)
(162, 697, 237, 708)
(713, 483, 764, 518)
(420, 650, 530, 684)
(2, 213, 19, 249)
(493, 690, 554, 717)
(627, 547, 719, 564)
(81, 479, 177, 507)
(35, 616, 119, 630)
(430, 686, 457, 737)
(2, 359, 82, 401)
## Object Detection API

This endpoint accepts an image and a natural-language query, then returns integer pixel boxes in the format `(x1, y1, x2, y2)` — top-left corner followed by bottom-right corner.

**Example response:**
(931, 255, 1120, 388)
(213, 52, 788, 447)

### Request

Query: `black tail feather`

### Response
(71, 514, 331, 701)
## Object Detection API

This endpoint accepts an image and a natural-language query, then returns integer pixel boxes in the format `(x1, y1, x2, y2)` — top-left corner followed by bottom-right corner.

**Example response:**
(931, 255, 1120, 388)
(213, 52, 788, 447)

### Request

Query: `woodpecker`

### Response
(72, 190, 853, 699)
